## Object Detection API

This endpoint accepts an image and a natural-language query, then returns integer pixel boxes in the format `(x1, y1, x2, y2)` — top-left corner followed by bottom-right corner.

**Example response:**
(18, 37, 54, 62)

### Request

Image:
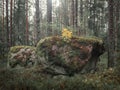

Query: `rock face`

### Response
(36, 36, 105, 76)
(8, 46, 36, 68)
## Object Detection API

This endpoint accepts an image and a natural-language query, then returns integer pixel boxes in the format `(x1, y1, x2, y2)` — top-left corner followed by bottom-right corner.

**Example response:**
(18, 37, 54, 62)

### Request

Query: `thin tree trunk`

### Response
(108, 0, 115, 68)
(12, 0, 15, 45)
(35, 0, 40, 43)
(115, 1, 120, 63)
(10, 0, 13, 46)
(2, 0, 4, 42)
(80, 0, 83, 22)
(26, 0, 29, 45)
(47, 0, 52, 36)
(61, 0, 69, 27)
(70, 0, 74, 28)
(115, 1, 119, 51)
(6, 0, 9, 47)
(79, 0, 83, 36)
(74, 0, 78, 27)
(93, 0, 98, 37)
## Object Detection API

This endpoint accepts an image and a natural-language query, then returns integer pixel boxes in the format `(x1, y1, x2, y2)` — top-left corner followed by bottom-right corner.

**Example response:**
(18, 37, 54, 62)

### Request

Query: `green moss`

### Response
(73, 36, 103, 45)
(10, 46, 36, 53)
(36, 36, 105, 75)
(8, 46, 36, 68)
(37, 36, 103, 48)
(36, 36, 104, 57)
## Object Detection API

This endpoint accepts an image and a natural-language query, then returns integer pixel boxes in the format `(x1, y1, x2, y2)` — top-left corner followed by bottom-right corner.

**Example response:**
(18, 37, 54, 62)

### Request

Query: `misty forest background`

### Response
(0, 0, 120, 90)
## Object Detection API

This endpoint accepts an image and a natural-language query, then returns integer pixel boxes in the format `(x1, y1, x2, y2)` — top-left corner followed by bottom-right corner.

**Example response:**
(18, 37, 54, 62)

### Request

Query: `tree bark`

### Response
(108, 0, 115, 68)
(61, 0, 69, 27)
(10, 0, 13, 46)
(6, 0, 9, 47)
(74, 0, 78, 27)
(35, 0, 41, 43)
(115, 1, 120, 51)
(47, 0, 52, 36)
(26, 0, 29, 45)
(2, 0, 4, 42)
(70, 0, 74, 27)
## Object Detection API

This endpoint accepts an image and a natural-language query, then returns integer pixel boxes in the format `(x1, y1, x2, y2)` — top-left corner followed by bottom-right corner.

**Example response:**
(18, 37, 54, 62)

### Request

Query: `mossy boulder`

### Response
(8, 46, 36, 68)
(36, 36, 105, 76)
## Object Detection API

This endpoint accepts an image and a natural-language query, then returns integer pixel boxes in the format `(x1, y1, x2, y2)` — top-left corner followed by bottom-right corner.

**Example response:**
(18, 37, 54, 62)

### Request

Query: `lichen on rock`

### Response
(8, 46, 36, 68)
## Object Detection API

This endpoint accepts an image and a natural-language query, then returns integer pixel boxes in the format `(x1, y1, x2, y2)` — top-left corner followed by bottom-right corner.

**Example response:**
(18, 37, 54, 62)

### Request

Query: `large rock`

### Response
(36, 36, 105, 76)
(8, 46, 36, 68)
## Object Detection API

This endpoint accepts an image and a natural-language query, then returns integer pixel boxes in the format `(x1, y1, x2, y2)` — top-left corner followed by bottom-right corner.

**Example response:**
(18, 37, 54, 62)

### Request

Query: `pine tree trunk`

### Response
(12, 0, 15, 45)
(2, 0, 4, 42)
(115, 0, 120, 64)
(10, 0, 13, 46)
(61, 0, 69, 27)
(74, 0, 78, 28)
(93, 0, 98, 37)
(79, 0, 83, 36)
(47, 0, 52, 36)
(115, 1, 120, 51)
(108, 0, 115, 68)
(26, 0, 29, 45)
(6, 0, 9, 47)
(70, 0, 74, 28)
(35, 0, 41, 43)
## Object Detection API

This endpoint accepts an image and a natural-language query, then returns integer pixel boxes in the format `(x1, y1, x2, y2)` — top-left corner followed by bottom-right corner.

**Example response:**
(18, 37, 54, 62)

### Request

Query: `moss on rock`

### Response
(36, 36, 105, 75)
(8, 46, 36, 68)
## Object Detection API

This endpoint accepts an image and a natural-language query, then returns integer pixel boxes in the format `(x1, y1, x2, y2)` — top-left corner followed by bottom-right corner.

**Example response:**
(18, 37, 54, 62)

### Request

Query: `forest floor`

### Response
(0, 59, 7, 68)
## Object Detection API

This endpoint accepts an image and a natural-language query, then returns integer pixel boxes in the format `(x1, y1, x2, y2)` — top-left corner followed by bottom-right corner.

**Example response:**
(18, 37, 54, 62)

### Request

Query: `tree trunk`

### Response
(6, 0, 9, 47)
(70, 0, 74, 28)
(10, 0, 13, 46)
(78, 0, 83, 36)
(93, 0, 98, 37)
(61, 0, 69, 27)
(74, 0, 78, 27)
(26, 0, 29, 45)
(115, 1, 120, 51)
(115, 0, 120, 65)
(108, 0, 115, 68)
(12, 0, 15, 45)
(2, 0, 4, 42)
(35, 0, 41, 43)
(74, 0, 78, 35)
(47, 0, 52, 36)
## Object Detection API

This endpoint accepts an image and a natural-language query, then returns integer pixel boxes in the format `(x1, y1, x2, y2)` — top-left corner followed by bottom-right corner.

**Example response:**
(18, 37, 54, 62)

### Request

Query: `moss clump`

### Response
(10, 46, 36, 53)
(8, 46, 36, 68)
(78, 36, 103, 44)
